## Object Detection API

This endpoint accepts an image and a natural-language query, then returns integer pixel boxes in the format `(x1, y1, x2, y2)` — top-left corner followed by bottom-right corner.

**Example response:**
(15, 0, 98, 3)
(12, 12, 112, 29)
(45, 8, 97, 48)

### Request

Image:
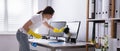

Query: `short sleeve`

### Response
(30, 14, 42, 24)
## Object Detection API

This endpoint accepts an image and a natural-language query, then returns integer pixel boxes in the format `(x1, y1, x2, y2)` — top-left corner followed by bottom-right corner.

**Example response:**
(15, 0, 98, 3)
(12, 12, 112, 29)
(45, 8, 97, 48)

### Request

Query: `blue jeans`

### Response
(16, 30, 30, 51)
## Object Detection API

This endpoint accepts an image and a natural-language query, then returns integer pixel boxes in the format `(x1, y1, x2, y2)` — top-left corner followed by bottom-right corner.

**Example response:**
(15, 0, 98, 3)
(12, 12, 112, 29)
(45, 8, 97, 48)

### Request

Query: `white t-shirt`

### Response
(19, 14, 49, 34)
(29, 14, 42, 31)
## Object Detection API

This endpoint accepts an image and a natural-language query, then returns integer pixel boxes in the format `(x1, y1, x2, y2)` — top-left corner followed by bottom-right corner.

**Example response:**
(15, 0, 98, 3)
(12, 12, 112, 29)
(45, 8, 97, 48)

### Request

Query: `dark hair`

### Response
(37, 6, 55, 15)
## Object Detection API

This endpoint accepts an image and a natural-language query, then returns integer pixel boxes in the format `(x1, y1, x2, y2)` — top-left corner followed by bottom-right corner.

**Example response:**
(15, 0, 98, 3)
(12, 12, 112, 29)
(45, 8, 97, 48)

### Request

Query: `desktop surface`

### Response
(29, 39, 93, 47)
(29, 39, 94, 51)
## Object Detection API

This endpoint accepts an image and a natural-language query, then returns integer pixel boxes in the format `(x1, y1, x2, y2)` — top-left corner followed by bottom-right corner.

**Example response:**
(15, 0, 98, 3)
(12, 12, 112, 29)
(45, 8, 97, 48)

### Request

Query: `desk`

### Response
(29, 39, 94, 51)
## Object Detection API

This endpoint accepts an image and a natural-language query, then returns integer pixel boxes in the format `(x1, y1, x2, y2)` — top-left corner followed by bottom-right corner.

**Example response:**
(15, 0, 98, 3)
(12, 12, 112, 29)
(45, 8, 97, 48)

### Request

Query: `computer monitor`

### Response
(48, 21, 66, 37)
(66, 21, 81, 39)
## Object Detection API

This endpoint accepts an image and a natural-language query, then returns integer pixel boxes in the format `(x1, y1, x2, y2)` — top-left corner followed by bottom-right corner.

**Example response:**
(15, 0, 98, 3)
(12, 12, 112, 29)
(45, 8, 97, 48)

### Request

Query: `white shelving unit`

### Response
(86, 0, 118, 51)
(87, 19, 105, 22)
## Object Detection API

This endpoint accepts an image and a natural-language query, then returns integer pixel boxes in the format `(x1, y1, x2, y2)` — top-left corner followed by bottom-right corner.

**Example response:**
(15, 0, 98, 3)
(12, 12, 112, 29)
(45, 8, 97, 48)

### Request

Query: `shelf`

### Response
(87, 19, 105, 22)
(110, 18, 120, 21)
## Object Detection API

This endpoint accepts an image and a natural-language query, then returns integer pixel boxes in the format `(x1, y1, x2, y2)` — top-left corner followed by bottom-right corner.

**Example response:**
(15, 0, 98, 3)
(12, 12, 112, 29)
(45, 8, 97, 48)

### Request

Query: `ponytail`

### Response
(37, 6, 55, 15)
(37, 10, 43, 14)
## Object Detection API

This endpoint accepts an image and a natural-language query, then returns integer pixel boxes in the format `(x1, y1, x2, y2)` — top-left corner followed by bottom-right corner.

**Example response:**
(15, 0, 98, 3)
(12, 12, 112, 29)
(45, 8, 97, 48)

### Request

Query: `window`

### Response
(0, 0, 38, 33)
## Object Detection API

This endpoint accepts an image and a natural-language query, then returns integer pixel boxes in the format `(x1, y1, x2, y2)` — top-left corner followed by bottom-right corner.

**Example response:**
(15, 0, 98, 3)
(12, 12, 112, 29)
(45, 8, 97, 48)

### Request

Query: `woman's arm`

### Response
(43, 21, 64, 33)
(23, 20, 42, 39)
(23, 20, 32, 32)
(43, 21, 54, 30)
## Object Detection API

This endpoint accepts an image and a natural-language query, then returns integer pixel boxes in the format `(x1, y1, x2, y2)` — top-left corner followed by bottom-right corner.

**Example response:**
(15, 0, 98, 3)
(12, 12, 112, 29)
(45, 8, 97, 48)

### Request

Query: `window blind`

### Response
(0, 0, 37, 33)
(0, 0, 5, 31)
(7, 0, 33, 31)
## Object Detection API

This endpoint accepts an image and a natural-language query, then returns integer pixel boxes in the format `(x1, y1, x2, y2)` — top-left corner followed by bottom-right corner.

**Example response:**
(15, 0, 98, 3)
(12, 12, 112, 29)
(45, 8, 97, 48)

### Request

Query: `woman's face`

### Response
(43, 14, 53, 20)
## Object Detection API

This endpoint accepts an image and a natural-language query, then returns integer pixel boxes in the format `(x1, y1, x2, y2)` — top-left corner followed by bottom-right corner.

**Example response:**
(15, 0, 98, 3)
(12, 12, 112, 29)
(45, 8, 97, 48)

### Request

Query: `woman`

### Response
(16, 6, 63, 51)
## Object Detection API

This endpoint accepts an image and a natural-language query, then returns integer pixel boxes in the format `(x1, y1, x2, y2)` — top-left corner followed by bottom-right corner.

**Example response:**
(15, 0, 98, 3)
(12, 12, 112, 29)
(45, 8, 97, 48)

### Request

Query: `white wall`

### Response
(51, 0, 89, 41)
(38, 0, 48, 11)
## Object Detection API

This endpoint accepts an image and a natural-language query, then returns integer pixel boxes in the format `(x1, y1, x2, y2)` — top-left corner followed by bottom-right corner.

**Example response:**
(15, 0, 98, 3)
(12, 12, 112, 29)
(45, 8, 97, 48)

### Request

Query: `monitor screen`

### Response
(66, 21, 81, 39)
(48, 21, 66, 37)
